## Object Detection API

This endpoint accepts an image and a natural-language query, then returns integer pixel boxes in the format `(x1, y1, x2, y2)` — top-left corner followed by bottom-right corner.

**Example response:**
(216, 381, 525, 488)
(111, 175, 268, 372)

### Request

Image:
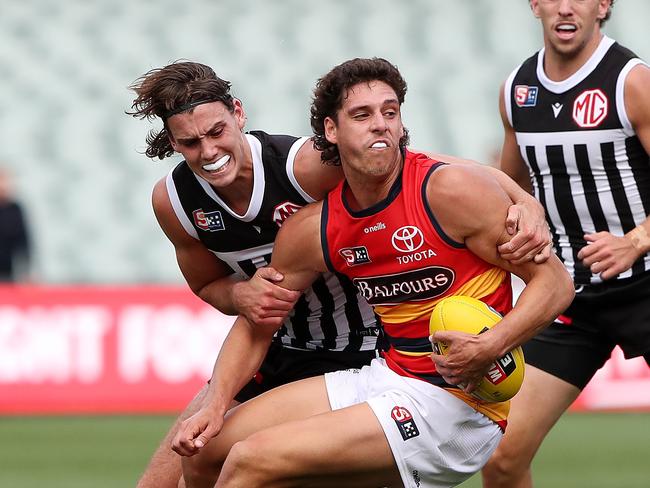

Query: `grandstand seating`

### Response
(0, 0, 647, 283)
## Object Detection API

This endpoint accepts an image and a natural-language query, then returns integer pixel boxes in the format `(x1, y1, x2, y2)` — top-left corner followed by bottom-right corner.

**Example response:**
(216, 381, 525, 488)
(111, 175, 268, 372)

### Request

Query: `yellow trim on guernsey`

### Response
(445, 388, 510, 425)
(376, 267, 507, 324)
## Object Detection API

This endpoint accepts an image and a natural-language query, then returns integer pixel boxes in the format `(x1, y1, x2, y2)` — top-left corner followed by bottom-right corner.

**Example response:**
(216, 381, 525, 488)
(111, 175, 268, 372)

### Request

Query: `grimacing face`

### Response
(324, 80, 405, 179)
(167, 99, 249, 189)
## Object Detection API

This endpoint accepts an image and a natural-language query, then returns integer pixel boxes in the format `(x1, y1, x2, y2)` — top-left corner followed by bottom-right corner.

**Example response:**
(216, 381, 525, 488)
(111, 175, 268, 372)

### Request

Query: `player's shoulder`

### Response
(151, 177, 169, 207)
(293, 143, 344, 200)
(427, 163, 504, 218)
(247, 130, 299, 148)
(625, 61, 650, 90)
(283, 200, 323, 227)
(429, 161, 490, 188)
(623, 61, 650, 130)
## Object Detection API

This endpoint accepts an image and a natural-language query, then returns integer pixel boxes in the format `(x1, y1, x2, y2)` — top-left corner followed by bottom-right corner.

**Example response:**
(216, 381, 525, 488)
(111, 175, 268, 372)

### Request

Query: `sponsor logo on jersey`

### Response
(353, 266, 454, 305)
(193, 209, 225, 232)
(354, 326, 383, 337)
(391, 406, 420, 441)
(364, 221, 386, 234)
(273, 201, 303, 227)
(515, 85, 538, 107)
(552, 102, 563, 118)
(396, 248, 437, 265)
(391, 226, 424, 253)
(339, 246, 371, 266)
(391, 226, 437, 265)
(572, 89, 608, 128)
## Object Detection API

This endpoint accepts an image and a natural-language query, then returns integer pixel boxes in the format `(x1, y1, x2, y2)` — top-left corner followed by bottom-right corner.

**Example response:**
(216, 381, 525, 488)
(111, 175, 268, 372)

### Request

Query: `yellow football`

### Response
(429, 295, 525, 403)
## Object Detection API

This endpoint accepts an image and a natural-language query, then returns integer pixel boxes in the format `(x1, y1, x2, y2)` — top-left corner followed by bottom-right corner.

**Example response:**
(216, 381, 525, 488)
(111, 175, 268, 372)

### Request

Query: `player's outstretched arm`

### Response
(171, 313, 276, 456)
(171, 203, 325, 456)
(427, 165, 574, 392)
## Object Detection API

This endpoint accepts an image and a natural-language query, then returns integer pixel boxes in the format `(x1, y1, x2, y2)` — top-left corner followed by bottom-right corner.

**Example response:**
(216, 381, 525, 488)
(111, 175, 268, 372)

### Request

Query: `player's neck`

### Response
(342, 159, 403, 212)
(217, 177, 254, 215)
(543, 32, 604, 82)
(214, 141, 255, 215)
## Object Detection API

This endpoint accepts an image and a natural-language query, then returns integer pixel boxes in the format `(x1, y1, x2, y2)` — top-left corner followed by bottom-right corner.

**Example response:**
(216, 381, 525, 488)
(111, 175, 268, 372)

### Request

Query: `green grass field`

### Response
(1, 413, 648, 487)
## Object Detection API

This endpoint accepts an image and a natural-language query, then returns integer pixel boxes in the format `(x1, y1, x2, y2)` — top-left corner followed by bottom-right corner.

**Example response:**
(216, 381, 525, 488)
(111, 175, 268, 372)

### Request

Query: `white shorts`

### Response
(325, 358, 502, 488)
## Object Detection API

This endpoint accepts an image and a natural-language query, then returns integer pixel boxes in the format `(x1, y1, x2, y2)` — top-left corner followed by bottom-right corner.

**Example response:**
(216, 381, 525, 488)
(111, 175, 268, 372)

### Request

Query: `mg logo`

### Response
(391, 226, 424, 253)
(572, 89, 608, 128)
(273, 201, 303, 227)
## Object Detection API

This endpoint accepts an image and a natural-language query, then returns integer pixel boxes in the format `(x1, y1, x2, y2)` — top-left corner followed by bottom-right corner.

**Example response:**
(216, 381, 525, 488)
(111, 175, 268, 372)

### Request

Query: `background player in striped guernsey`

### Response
(127, 61, 551, 488)
(170, 57, 573, 488)
(483, 1, 650, 487)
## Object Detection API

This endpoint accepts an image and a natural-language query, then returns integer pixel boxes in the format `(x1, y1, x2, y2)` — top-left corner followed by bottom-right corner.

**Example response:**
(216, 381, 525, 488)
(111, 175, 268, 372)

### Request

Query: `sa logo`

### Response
(391, 406, 420, 440)
(572, 89, 608, 128)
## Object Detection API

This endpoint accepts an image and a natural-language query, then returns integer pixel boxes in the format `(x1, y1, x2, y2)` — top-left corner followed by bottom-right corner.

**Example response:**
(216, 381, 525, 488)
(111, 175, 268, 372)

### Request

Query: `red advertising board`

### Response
(570, 346, 650, 412)
(1, 285, 648, 414)
(0, 285, 233, 414)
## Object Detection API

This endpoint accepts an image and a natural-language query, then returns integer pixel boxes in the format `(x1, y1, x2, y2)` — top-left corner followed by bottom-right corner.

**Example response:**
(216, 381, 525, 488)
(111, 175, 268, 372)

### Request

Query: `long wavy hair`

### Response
(127, 61, 235, 160)
(310, 57, 410, 166)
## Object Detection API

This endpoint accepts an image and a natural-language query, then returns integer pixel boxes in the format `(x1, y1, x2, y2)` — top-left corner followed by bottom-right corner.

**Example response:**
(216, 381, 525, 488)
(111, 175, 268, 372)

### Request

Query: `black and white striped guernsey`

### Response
(505, 36, 650, 285)
(166, 130, 380, 351)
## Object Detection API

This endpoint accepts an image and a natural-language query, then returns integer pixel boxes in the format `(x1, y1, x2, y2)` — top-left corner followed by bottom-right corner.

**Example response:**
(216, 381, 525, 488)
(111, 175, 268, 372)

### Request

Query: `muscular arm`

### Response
(292, 138, 345, 200)
(172, 204, 325, 455)
(577, 64, 650, 279)
(419, 146, 549, 264)
(496, 83, 533, 193)
(428, 165, 574, 391)
(152, 178, 300, 325)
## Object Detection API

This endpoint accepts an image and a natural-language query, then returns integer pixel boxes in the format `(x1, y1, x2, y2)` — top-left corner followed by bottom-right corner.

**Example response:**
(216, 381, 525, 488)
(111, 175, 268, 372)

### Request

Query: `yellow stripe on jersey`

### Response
(376, 267, 507, 324)
(444, 388, 510, 425)
(393, 349, 431, 357)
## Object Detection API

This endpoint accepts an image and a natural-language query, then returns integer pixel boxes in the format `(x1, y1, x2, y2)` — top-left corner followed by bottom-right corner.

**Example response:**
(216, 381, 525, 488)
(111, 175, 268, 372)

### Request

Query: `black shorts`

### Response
(234, 341, 377, 403)
(524, 271, 650, 390)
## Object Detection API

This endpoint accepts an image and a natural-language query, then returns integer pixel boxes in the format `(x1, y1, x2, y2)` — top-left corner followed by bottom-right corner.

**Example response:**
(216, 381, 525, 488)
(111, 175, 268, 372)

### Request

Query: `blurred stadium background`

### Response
(2, 0, 648, 284)
(1, 0, 649, 486)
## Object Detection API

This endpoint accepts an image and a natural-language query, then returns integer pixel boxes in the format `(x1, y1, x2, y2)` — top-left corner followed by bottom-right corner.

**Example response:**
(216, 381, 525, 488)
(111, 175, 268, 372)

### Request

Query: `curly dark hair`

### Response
(310, 57, 410, 165)
(127, 61, 235, 160)
(529, 0, 615, 26)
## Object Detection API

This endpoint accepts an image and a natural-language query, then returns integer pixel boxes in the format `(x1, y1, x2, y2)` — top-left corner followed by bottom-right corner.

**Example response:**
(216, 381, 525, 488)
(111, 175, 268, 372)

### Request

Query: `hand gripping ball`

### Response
(430, 295, 525, 402)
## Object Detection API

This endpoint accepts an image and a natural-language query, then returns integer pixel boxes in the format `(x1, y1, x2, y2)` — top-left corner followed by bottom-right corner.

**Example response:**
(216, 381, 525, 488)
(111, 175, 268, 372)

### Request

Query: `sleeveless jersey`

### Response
(505, 36, 650, 285)
(166, 130, 380, 351)
(322, 150, 513, 427)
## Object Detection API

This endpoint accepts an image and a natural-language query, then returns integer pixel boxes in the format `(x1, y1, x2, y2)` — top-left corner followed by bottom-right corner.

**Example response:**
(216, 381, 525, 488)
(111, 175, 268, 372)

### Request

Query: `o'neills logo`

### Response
(353, 266, 454, 305)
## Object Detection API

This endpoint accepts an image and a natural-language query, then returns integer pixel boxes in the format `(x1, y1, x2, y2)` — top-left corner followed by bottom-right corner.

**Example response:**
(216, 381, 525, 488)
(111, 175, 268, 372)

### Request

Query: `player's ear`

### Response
(233, 98, 246, 130)
(167, 130, 178, 152)
(529, 0, 540, 18)
(596, 0, 610, 21)
(324, 116, 337, 144)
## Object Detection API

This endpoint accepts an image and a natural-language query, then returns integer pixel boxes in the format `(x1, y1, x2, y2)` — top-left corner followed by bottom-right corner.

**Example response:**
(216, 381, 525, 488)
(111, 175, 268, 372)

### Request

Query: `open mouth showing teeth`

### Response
(202, 155, 230, 172)
(371, 142, 388, 148)
(556, 25, 576, 33)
